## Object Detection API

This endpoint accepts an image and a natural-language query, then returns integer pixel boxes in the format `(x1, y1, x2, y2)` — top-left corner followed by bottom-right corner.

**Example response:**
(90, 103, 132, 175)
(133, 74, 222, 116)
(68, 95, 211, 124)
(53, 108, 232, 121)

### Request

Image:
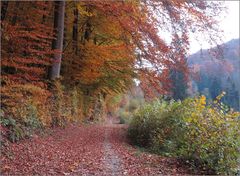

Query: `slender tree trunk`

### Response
(1, 1, 8, 21)
(84, 6, 92, 42)
(72, 8, 78, 54)
(11, 2, 20, 25)
(63, 11, 67, 49)
(84, 21, 91, 42)
(49, 1, 65, 80)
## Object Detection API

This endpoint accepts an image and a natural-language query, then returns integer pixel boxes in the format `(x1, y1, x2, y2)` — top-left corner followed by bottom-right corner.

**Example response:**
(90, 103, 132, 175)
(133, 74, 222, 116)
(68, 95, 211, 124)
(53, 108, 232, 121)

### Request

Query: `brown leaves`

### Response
(1, 124, 198, 175)
(1, 125, 105, 175)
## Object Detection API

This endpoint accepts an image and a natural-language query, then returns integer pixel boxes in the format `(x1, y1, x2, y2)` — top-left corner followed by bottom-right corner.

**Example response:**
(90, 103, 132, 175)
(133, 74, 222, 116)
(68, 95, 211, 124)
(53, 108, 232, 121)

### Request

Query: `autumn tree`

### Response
(1, 1, 55, 126)
(76, 0, 224, 98)
(61, 2, 136, 118)
(49, 1, 65, 80)
(1, 1, 53, 84)
(1, 0, 225, 123)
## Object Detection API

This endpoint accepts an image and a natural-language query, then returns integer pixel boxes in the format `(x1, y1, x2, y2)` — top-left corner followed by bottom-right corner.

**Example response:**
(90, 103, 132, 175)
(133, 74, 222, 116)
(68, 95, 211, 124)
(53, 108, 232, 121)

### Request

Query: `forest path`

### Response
(1, 123, 192, 175)
(102, 126, 123, 175)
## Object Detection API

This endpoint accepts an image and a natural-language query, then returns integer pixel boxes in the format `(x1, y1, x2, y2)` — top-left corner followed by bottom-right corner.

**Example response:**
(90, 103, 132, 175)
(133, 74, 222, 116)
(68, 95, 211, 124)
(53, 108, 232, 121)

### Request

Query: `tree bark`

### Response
(63, 10, 67, 49)
(72, 8, 78, 54)
(1, 1, 8, 22)
(11, 2, 20, 25)
(49, 1, 65, 80)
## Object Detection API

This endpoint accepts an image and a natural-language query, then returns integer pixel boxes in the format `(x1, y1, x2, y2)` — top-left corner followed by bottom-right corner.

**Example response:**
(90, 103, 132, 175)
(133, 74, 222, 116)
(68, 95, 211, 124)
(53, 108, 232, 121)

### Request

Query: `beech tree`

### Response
(1, 0, 225, 122)
(1, 1, 8, 21)
(1, 1, 53, 85)
(49, 1, 65, 80)
(72, 7, 79, 54)
(73, 0, 224, 97)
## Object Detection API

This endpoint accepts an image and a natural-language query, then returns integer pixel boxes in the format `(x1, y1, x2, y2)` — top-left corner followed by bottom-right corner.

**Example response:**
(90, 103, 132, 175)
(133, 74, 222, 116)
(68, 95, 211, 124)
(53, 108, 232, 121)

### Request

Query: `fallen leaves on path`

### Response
(1, 125, 105, 175)
(1, 124, 196, 175)
(105, 124, 193, 175)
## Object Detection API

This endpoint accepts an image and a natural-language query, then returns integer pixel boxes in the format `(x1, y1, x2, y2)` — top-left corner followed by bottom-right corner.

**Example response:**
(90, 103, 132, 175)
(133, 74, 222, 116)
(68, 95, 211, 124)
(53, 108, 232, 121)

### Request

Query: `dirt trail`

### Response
(103, 128, 123, 175)
(101, 116, 124, 175)
(1, 123, 193, 175)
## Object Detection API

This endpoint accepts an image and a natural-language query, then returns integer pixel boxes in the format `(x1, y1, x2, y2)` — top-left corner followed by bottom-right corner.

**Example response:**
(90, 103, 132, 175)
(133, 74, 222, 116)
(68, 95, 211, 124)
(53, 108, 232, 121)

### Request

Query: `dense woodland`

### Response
(1, 1, 240, 175)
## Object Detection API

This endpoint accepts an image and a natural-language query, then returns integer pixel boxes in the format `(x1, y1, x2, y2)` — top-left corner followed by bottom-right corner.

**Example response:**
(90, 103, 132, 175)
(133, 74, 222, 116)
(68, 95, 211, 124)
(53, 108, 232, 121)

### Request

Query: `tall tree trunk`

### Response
(84, 6, 92, 42)
(72, 8, 78, 54)
(1, 1, 8, 22)
(11, 2, 20, 25)
(49, 1, 65, 80)
(63, 11, 67, 49)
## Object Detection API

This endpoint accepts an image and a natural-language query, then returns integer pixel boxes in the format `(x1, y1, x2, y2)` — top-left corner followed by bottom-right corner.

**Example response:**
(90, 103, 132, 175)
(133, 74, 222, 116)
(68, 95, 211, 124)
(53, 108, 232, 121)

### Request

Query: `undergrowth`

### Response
(0, 80, 84, 142)
(128, 93, 240, 174)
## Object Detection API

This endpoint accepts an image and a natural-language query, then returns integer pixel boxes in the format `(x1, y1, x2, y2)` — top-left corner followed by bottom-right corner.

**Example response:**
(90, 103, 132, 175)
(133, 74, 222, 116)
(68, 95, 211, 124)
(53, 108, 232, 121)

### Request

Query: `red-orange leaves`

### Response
(1, 1, 54, 84)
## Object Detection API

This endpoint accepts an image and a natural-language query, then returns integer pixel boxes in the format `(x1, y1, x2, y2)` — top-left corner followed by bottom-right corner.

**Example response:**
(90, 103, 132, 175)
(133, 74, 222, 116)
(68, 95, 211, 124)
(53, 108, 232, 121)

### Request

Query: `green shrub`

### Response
(119, 116, 126, 124)
(71, 88, 83, 121)
(128, 99, 182, 148)
(128, 99, 138, 112)
(0, 115, 25, 142)
(9, 124, 25, 142)
(0, 115, 16, 127)
(119, 110, 130, 124)
(1, 102, 43, 142)
(128, 95, 240, 174)
(24, 103, 42, 130)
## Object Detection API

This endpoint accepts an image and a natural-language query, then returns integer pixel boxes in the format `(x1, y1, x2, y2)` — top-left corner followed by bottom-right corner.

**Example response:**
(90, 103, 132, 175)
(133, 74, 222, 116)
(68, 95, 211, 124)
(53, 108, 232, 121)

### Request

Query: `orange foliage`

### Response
(1, 1, 54, 85)
(74, 0, 224, 97)
(1, 2, 54, 125)
(1, 1, 224, 124)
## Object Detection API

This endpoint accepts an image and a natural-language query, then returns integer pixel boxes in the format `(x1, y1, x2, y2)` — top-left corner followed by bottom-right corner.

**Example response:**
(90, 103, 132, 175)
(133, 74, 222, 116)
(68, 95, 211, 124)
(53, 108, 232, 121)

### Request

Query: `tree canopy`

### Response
(1, 0, 224, 121)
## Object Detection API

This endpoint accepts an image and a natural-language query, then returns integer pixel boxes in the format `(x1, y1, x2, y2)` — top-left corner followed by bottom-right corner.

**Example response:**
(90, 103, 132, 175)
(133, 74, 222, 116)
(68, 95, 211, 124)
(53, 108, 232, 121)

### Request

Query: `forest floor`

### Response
(1, 120, 198, 176)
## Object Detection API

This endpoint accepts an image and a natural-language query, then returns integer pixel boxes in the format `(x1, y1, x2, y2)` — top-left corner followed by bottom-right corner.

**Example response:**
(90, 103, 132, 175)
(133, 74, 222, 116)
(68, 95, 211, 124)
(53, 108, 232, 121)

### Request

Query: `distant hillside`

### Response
(188, 39, 240, 110)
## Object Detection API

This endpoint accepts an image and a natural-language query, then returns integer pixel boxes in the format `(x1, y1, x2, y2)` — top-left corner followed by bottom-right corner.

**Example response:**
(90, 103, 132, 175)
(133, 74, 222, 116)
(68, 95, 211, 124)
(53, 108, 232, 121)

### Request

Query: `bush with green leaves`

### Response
(128, 99, 139, 112)
(118, 110, 130, 124)
(128, 94, 240, 174)
(1, 102, 43, 142)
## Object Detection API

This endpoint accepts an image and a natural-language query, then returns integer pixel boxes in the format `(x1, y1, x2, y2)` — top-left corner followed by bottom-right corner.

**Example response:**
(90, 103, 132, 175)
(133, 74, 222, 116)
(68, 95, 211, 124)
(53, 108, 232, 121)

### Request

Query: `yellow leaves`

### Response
(194, 95, 206, 110)
(185, 115, 193, 123)
(185, 94, 240, 139)
(77, 3, 95, 17)
(199, 95, 206, 105)
(1, 83, 53, 126)
(208, 108, 215, 115)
